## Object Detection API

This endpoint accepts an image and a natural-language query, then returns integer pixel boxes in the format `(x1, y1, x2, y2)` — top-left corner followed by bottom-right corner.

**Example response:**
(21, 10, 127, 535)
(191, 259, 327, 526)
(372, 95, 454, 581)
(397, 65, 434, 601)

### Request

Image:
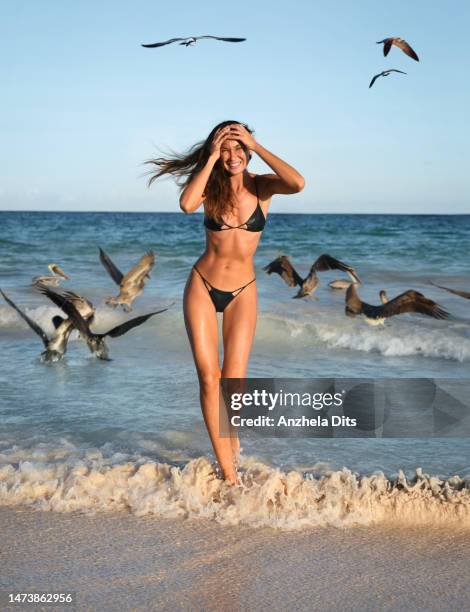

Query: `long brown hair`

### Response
(145, 120, 253, 221)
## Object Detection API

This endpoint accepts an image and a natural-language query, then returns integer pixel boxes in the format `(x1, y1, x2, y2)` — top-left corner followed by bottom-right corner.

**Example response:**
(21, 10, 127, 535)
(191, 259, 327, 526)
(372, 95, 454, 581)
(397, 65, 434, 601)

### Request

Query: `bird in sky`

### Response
(369, 69, 407, 88)
(142, 36, 246, 48)
(264, 254, 361, 299)
(376, 37, 420, 61)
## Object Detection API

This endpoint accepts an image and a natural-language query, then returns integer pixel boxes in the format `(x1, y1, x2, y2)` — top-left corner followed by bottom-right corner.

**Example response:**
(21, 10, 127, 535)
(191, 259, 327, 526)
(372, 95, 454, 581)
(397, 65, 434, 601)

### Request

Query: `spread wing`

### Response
(198, 36, 246, 43)
(389, 69, 407, 75)
(121, 251, 155, 287)
(263, 256, 303, 287)
(311, 254, 361, 283)
(393, 38, 419, 61)
(383, 39, 392, 56)
(430, 281, 470, 300)
(62, 291, 96, 319)
(141, 38, 186, 48)
(380, 290, 449, 319)
(1, 288, 49, 347)
(101, 308, 169, 338)
(369, 73, 381, 88)
(37, 286, 92, 339)
(99, 247, 124, 285)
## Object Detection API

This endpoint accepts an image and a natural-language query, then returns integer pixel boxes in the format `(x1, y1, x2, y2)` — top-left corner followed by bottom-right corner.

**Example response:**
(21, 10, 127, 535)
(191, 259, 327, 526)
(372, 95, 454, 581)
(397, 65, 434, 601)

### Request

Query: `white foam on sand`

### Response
(1, 452, 469, 530)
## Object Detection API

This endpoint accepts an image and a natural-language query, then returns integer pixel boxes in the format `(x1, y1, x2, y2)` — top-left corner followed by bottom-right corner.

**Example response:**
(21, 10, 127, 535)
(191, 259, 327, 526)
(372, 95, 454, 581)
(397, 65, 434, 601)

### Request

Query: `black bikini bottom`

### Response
(193, 267, 256, 313)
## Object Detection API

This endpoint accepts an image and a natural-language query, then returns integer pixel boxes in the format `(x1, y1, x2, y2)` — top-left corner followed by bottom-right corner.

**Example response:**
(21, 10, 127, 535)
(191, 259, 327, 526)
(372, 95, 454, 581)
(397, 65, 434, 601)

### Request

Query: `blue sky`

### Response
(1, 0, 469, 213)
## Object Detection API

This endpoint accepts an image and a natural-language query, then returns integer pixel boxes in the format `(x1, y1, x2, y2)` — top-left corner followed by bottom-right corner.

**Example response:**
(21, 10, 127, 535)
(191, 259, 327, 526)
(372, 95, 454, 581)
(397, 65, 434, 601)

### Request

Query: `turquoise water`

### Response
(0, 212, 469, 521)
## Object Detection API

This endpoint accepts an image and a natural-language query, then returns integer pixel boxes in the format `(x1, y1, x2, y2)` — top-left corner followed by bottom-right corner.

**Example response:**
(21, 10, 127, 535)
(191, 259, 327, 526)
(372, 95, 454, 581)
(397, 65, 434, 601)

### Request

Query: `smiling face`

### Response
(220, 138, 249, 175)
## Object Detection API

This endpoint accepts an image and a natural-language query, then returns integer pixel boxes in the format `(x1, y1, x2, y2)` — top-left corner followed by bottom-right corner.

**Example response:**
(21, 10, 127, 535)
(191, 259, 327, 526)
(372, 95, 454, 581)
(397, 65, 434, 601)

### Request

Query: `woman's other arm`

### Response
(179, 153, 217, 213)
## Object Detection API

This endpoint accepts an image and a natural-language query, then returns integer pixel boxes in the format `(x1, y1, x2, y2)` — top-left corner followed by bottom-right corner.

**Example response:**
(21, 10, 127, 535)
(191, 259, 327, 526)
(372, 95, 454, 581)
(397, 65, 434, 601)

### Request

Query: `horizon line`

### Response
(0, 209, 469, 217)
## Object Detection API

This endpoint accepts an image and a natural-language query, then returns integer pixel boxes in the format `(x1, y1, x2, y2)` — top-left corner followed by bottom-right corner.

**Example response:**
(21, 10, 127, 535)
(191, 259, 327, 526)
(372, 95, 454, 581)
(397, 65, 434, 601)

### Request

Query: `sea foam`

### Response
(1, 452, 469, 530)
(257, 313, 470, 362)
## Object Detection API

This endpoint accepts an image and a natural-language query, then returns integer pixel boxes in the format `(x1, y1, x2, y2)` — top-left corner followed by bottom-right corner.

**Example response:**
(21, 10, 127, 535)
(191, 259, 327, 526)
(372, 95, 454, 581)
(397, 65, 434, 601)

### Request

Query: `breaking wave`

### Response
(1, 450, 469, 529)
(2, 302, 469, 363)
(257, 313, 470, 362)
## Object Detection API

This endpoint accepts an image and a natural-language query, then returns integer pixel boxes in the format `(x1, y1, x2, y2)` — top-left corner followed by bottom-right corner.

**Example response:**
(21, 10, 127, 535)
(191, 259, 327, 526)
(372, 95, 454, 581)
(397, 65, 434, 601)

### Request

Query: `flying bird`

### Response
(99, 248, 155, 312)
(32, 264, 70, 287)
(429, 281, 470, 300)
(1, 288, 74, 362)
(59, 290, 96, 322)
(42, 289, 96, 341)
(369, 69, 407, 88)
(345, 285, 449, 326)
(38, 286, 170, 361)
(264, 254, 361, 299)
(142, 36, 246, 48)
(376, 37, 419, 61)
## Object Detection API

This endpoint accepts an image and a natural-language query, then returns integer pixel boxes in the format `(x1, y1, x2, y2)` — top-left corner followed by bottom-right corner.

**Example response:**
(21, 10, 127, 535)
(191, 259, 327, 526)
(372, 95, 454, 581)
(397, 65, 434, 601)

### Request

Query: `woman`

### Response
(147, 121, 304, 483)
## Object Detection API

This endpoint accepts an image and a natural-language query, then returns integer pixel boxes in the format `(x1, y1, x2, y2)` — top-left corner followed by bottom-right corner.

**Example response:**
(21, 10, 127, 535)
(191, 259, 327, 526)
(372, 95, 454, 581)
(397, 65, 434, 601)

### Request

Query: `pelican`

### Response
(264, 254, 361, 298)
(1, 288, 74, 362)
(32, 264, 70, 287)
(142, 36, 246, 48)
(369, 69, 407, 89)
(345, 284, 449, 326)
(38, 286, 169, 360)
(41, 289, 96, 341)
(376, 37, 419, 61)
(430, 281, 470, 300)
(59, 290, 96, 322)
(99, 248, 155, 312)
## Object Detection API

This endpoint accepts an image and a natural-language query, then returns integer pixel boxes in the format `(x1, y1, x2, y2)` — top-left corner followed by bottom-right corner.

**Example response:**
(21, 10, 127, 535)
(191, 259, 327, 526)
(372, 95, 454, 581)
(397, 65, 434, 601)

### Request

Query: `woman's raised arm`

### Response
(228, 124, 305, 196)
(179, 124, 233, 213)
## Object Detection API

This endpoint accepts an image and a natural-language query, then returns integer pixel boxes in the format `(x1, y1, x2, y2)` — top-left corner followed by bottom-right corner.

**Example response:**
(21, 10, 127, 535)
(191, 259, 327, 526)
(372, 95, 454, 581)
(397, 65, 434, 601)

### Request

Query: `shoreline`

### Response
(1, 506, 469, 611)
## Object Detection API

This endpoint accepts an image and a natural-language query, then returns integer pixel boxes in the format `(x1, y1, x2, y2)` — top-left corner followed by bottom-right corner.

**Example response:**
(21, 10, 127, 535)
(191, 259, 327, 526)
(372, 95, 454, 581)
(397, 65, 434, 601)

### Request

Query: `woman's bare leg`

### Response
(183, 270, 238, 483)
(221, 281, 258, 467)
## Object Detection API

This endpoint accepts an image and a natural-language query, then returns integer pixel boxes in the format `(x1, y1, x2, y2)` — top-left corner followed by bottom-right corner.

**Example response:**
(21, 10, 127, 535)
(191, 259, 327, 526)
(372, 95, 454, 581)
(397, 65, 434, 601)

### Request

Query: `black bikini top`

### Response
(203, 176, 266, 232)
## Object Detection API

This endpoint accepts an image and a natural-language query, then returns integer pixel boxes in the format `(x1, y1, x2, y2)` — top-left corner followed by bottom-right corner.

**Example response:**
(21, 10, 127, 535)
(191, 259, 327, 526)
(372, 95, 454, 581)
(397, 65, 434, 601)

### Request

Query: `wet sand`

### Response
(1, 507, 469, 611)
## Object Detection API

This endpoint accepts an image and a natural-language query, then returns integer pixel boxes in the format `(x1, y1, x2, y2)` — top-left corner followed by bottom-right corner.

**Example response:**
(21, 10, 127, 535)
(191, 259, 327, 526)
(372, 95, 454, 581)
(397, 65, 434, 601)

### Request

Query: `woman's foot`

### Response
(221, 464, 241, 485)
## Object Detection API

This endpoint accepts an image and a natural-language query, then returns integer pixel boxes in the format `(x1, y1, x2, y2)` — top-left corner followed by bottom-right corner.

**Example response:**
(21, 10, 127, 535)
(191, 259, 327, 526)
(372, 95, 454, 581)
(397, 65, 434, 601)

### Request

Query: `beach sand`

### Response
(1, 507, 469, 611)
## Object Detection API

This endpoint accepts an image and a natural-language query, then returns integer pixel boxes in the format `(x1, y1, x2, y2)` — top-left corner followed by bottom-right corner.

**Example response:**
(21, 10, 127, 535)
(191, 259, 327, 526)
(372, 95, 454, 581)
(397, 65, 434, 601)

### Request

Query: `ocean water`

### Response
(1, 211, 469, 528)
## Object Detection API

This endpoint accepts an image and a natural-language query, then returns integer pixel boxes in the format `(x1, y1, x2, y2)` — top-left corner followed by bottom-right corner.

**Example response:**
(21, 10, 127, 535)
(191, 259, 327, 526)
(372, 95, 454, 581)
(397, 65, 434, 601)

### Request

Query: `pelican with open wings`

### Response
(99, 248, 155, 311)
(38, 285, 169, 361)
(1, 288, 74, 362)
(345, 285, 449, 326)
(264, 254, 361, 298)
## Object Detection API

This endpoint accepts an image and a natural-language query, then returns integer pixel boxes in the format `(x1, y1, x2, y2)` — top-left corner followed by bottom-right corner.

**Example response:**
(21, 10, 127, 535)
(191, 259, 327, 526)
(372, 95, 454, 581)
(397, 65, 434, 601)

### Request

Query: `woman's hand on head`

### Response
(209, 125, 234, 159)
(228, 124, 257, 151)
